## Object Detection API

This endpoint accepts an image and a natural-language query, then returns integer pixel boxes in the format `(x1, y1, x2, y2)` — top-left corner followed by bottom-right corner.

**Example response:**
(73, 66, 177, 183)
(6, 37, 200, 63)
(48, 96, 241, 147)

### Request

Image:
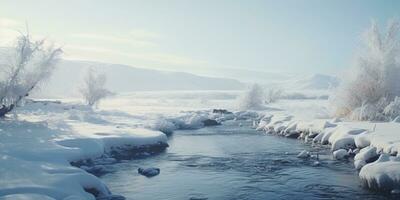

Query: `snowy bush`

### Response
(0, 33, 62, 117)
(331, 20, 400, 120)
(80, 68, 113, 107)
(265, 88, 283, 103)
(383, 96, 400, 120)
(349, 103, 386, 121)
(239, 83, 265, 110)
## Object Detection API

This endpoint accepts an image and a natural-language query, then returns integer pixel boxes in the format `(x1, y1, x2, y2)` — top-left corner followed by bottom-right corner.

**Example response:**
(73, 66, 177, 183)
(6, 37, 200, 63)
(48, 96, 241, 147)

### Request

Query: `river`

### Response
(99, 119, 392, 200)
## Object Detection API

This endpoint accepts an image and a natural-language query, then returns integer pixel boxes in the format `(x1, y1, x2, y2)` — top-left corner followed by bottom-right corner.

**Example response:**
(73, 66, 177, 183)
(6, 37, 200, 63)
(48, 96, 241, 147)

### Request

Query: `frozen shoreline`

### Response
(0, 101, 168, 200)
(0, 97, 235, 200)
(255, 112, 400, 193)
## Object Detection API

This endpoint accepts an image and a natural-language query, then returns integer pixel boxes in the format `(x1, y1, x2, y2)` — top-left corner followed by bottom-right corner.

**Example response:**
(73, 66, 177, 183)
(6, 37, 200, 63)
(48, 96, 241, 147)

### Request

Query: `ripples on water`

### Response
(100, 121, 394, 200)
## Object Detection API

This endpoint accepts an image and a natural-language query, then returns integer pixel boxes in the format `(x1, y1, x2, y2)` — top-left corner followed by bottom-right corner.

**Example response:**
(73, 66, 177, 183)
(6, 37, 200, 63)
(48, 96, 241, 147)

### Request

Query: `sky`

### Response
(0, 0, 399, 77)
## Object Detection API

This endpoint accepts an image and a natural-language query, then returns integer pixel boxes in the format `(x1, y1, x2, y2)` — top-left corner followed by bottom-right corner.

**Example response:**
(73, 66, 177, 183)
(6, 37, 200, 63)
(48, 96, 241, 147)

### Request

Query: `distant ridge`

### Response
(40, 60, 245, 97)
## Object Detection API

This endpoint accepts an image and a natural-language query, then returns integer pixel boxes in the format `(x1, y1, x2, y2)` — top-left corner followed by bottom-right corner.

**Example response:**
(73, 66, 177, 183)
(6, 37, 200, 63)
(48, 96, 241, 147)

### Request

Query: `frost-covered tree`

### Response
(80, 68, 113, 107)
(0, 33, 62, 117)
(239, 83, 265, 110)
(265, 88, 283, 104)
(332, 20, 400, 120)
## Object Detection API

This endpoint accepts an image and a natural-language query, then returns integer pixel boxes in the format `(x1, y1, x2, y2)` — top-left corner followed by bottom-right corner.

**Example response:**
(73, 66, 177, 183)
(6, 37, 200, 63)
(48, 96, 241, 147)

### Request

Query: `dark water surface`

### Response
(100, 121, 391, 200)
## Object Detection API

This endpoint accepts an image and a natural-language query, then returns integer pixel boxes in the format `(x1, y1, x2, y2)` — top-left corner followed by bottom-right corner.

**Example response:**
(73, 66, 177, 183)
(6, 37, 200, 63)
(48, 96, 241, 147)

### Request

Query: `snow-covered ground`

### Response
(0, 99, 170, 200)
(1, 90, 400, 199)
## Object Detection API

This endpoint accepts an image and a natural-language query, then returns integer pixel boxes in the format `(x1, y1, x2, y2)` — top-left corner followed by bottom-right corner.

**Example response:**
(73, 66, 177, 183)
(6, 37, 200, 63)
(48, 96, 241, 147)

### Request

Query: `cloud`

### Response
(0, 18, 207, 71)
(71, 32, 158, 48)
(64, 44, 206, 68)
(67, 29, 208, 69)
(0, 18, 20, 27)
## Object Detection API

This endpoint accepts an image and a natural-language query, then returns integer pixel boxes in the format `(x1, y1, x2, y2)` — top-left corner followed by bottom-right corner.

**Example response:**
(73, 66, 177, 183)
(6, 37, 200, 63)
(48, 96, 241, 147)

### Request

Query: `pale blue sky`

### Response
(0, 0, 399, 76)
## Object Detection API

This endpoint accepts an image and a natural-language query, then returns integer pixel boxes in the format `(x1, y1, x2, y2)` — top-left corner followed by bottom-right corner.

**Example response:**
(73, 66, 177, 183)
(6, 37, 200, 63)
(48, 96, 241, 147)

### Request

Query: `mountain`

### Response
(261, 73, 339, 91)
(294, 74, 339, 90)
(39, 60, 245, 97)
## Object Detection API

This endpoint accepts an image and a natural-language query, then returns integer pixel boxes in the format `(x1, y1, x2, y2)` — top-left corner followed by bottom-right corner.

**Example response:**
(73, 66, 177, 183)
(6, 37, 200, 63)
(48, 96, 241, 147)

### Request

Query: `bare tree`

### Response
(239, 83, 265, 110)
(80, 68, 113, 107)
(0, 33, 62, 117)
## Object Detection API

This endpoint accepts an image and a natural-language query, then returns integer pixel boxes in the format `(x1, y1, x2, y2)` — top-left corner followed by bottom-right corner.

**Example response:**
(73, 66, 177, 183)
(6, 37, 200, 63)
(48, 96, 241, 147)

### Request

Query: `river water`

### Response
(100, 120, 391, 200)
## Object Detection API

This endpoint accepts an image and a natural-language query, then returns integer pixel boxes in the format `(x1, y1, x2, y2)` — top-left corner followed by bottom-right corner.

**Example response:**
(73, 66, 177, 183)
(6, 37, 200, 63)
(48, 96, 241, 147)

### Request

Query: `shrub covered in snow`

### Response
(383, 97, 400, 120)
(349, 102, 386, 121)
(0, 33, 62, 116)
(331, 20, 400, 121)
(238, 83, 265, 110)
(80, 68, 113, 107)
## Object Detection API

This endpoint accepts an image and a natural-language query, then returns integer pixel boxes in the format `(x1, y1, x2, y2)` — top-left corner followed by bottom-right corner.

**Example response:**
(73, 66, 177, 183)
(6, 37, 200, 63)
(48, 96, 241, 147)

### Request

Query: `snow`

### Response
(354, 146, 378, 170)
(0, 100, 168, 199)
(3, 88, 400, 197)
(359, 154, 400, 191)
(254, 99, 400, 192)
(147, 118, 177, 135)
(366, 123, 400, 155)
(333, 149, 349, 160)
(0, 91, 247, 199)
(297, 150, 310, 158)
(328, 126, 366, 151)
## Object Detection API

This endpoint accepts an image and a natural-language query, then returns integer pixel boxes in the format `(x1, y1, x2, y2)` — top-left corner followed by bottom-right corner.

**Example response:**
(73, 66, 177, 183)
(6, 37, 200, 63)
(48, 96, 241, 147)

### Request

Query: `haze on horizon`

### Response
(0, 0, 399, 78)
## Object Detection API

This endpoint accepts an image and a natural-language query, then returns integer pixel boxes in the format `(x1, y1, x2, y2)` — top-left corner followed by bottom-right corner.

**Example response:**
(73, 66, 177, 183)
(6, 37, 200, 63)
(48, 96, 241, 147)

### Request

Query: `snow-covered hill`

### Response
(294, 73, 339, 90)
(268, 73, 339, 92)
(38, 60, 245, 97)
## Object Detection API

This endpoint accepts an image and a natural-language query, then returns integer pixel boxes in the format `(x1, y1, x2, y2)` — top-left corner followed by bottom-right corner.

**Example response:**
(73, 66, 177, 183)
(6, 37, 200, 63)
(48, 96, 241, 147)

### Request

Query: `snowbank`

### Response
(255, 112, 400, 192)
(0, 101, 168, 199)
(147, 109, 244, 134)
(360, 154, 400, 191)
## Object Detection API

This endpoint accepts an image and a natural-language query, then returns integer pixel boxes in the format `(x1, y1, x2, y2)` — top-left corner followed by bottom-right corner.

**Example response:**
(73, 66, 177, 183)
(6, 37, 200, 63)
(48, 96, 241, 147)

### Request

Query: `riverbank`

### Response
(99, 118, 393, 200)
(0, 97, 238, 200)
(255, 113, 400, 193)
(0, 100, 168, 200)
